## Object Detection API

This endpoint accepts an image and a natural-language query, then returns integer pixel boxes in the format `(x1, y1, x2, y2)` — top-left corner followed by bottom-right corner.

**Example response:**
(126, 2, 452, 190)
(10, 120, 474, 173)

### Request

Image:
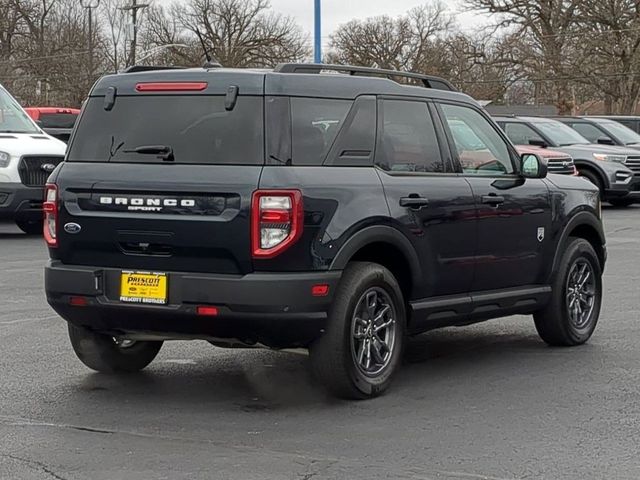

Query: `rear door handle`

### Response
(482, 195, 505, 206)
(400, 196, 429, 210)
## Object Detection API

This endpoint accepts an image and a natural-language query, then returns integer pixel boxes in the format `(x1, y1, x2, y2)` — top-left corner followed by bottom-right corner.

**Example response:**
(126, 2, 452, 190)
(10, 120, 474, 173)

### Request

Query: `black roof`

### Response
(91, 64, 473, 105)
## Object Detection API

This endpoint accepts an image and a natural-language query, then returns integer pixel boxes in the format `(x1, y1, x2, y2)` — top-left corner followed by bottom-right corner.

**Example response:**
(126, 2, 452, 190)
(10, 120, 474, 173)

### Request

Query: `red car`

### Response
(515, 145, 578, 175)
(24, 107, 80, 143)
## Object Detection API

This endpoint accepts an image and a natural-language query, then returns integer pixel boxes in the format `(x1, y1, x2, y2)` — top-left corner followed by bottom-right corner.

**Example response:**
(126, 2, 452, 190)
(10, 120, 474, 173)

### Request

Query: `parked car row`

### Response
(493, 115, 640, 206)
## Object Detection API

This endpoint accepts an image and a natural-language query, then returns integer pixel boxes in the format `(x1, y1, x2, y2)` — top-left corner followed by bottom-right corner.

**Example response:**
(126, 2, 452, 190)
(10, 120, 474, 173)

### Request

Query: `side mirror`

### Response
(597, 136, 615, 146)
(528, 139, 548, 148)
(521, 153, 548, 179)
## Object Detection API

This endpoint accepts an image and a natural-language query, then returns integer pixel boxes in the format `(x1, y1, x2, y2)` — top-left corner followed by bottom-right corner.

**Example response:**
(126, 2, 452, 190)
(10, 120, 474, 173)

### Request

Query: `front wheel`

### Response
(310, 262, 406, 399)
(579, 169, 603, 198)
(68, 323, 163, 373)
(534, 237, 602, 346)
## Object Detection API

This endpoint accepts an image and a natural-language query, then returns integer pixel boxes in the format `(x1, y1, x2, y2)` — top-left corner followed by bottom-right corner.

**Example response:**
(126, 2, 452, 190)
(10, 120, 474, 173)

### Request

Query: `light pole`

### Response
(314, 0, 321, 63)
(121, 0, 149, 67)
(81, 0, 100, 80)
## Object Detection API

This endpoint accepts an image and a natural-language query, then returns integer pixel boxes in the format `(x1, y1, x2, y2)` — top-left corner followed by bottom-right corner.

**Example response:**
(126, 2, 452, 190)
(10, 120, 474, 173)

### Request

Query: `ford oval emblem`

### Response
(64, 222, 82, 234)
(41, 163, 56, 173)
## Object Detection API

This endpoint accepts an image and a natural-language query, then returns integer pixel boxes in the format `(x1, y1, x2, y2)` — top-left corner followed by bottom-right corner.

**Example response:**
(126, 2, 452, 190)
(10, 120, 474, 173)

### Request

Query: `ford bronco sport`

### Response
(44, 64, 606, 399)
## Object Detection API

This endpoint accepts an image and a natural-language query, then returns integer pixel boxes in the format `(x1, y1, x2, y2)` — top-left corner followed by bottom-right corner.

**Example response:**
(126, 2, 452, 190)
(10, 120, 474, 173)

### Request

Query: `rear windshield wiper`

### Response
(124, 145, 175, 161)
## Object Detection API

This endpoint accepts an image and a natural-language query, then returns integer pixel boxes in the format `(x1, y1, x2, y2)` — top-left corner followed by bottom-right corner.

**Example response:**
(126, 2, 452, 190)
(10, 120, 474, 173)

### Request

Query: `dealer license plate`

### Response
(120, 271, 168, 305)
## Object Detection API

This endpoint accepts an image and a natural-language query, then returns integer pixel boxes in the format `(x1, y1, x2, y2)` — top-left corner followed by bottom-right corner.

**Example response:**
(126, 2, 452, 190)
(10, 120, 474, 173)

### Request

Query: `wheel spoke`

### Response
(373, 304, 390, 324)
(371, 339, 385, 364)
(357, 339, 366, 365)
(365, 291, 378, 318)
(364, 339, 372, 369)
(578, 269, 591, 289)
(374, 317, 395, 333)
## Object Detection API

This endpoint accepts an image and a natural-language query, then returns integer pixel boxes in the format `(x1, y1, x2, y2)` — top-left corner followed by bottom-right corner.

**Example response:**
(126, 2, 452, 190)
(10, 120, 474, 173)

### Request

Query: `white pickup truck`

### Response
(0, 85, 66, 233)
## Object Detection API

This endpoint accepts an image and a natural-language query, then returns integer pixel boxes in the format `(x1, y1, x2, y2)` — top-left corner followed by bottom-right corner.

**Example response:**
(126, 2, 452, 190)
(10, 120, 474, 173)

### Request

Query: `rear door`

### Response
(54, 77, 264, 276)
(437, 102, 552, 291)
(374, 98, 477, 301)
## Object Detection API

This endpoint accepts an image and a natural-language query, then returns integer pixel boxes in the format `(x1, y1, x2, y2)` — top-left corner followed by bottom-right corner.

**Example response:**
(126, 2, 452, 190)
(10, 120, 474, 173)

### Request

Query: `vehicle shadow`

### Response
(55, 321, 595, 415)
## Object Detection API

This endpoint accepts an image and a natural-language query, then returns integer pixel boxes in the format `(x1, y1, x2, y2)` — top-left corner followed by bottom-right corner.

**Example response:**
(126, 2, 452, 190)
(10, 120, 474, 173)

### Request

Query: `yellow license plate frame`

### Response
(120, 271, 168, 305)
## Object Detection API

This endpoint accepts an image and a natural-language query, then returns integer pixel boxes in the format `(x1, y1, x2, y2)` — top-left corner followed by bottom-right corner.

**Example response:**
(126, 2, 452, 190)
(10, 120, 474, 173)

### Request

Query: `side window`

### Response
(441, 104, 515, 175)
(503, 122, 544, 146)
(376, 100, 444, 173)
(290, 98, 352, 165)
(570, 123, 608, 143)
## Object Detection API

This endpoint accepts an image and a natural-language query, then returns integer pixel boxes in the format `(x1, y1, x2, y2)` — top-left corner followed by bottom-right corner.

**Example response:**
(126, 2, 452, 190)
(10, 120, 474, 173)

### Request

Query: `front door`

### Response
(375, 98, 477, 300)
(437, 102, 552, 292)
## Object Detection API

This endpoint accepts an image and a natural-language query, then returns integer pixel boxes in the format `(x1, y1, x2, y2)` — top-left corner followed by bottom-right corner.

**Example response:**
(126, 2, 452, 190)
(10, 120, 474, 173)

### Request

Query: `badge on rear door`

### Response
(537, 227, 545, 242)
(64, 222, 82, 234)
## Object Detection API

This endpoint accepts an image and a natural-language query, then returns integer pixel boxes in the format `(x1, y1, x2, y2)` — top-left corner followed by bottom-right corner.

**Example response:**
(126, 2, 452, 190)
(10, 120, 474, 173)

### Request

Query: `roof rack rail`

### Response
(122, 65, 188, 74)
(274, 63, 457, 92)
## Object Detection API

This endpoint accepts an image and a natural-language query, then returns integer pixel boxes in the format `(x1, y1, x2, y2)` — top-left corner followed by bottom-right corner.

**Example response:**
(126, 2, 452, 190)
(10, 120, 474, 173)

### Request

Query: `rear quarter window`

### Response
(67, 95, 264, 165)
(266, 97, 353, 166)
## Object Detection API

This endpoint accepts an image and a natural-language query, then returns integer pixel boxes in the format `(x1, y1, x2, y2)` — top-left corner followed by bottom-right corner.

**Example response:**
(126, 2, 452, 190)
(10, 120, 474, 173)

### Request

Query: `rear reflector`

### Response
(196, 306, 219, 316)
(135, 82, 208, 92)
(69, 296, 88, 307)
(311, 284, 330, 297)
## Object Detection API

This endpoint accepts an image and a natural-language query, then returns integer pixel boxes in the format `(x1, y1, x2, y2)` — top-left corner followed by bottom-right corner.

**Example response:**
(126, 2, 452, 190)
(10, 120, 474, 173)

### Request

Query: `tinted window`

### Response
(441, 104, 514, 175)
(376, 100, 444, 173)
(569, 122, 608, 143)
(67, 96, 263, 164)
(503, 122, 545, 146)
(40, 113, 78, 129)
(290, 98, 351, 165)
(533, 120, 590, 146)
(596, 120, 640, 145)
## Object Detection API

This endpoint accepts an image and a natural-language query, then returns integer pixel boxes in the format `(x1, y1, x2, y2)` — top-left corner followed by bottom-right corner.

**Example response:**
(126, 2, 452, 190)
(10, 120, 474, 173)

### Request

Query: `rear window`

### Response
(67, 96, 263, 165)
(39, 113, 78, 129)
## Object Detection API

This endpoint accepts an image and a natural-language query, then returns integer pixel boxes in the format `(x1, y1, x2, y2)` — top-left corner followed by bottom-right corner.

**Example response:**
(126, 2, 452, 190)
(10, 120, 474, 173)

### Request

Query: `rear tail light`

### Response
(43, 183, 58, 247)
(252, 190, 303, 259)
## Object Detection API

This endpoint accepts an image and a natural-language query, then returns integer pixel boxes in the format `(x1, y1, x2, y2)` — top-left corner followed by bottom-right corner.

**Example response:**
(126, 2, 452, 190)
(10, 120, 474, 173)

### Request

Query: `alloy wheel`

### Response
(350, 287, 397, 377)
(565, 259, 597, 329)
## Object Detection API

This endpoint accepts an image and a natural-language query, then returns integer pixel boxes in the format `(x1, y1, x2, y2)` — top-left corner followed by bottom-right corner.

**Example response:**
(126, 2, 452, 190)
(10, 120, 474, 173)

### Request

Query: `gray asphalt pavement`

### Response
(1, 207, 640, 480)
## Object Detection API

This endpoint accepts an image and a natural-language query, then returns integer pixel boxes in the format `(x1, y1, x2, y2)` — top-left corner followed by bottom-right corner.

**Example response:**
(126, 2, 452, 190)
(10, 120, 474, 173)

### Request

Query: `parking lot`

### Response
(0, 206, 638, 480)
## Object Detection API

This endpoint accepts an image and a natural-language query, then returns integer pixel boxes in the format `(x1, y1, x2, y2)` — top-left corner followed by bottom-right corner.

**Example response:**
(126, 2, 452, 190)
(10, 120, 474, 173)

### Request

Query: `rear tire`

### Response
(310, 262, 406, 400)
(68, 323, 162, 373)
(15, 219, 42, 235)
(534, 237, 602, 346)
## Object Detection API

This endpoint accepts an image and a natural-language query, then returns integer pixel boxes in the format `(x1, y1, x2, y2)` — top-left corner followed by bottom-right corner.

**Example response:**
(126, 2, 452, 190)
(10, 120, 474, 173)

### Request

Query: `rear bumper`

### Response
(45, 261, 341, 348)
(0, 182, 43, 220)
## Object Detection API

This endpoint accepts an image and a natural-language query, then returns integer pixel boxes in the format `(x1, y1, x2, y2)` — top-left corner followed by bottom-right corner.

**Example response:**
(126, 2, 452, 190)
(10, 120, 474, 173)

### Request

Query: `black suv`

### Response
(44, 64, 606, 399)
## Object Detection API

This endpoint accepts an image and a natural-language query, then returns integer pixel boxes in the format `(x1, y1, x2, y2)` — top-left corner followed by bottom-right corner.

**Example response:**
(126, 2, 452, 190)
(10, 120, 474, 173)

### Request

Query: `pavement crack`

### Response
(0, 453, 69, 480)
(68, 425, 113, 434)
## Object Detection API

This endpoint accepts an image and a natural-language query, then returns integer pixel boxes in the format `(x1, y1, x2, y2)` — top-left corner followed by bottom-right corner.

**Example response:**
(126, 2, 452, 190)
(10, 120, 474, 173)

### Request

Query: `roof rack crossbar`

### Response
(122, 65, 188, 74)
(274, 63, 457, 91)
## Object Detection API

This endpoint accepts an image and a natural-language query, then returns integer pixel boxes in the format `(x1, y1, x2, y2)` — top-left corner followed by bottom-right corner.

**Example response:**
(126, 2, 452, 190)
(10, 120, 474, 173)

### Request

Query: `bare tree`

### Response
(329, 2, 451, 73)
(465, 0, 582, 113)
(573, 0, 640, 114)
(175, 0, 309, 68)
